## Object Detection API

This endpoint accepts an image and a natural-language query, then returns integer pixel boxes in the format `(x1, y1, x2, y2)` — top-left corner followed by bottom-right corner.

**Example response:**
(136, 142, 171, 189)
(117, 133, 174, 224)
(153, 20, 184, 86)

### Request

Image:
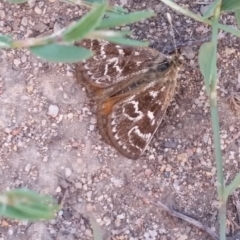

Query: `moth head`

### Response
(173, 54, 183, 70)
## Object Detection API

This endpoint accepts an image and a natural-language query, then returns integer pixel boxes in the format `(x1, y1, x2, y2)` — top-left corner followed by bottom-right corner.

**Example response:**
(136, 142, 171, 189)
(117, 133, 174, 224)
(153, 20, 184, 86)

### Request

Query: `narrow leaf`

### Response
(63, 2, 107, 41)
(13, 204, 55, 219)
(224, 172, 240, 202)
(5, 0, 27, 3)
(97, 11, 155, 29)
(88, 30, 131, 39)
(0, 206, 54, 220)
(222, 0, 240, 11)
(104, 11, 127, 18)
(0, 189, 59, 220)
(0, 34, 12, 48)
(30, 44, 93, 63)
(203, 0, 221, 19)
(112, 6, 128, 14)
(85, 0, 104, 3)
(0, 205, 36, 220)
(235, 9, 240, 29)
(198, 42, 215, 93)
(90, 215, 103, 240)
(104, 36, 149, 47)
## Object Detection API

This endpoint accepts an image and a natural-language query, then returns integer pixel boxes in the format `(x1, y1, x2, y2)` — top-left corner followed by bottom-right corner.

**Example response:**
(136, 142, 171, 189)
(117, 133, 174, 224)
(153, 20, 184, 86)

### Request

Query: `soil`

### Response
(0, 0, 240, 240)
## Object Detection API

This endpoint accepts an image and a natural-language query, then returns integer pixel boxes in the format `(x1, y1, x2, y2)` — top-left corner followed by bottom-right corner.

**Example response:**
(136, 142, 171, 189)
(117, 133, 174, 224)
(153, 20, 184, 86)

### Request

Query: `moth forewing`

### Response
(76, 39, 161, 99)
(103, 67, 179, 160)
(76, 39, 181, 159)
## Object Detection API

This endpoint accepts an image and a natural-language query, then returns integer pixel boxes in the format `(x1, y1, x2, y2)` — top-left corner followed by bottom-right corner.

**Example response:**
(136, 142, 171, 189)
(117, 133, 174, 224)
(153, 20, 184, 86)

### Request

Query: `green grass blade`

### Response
(90, 215, 103, 240)
(160, 0, 240, 37)
(0, 34, 12, 48)
(111, 5, 128, 14)
(97, 11, 155, 29)
(104, 36, 149, 46)
(0, 189, 59, 220)
(0, 205, 56, 220)
(5, 0, 27, 3)
(222, 0, 240, 11)
(85, 0, 105, 3)
(217, 23, 240, 37)
(235, 9, 240, 29)
(7, 188, 53, 202)
(0, 205, 38, 220)
(198, 42, 215, 94)
(224, 173, 240, 202)
(202, 0, 221, 19)
(87, 30, 131, 39)
(160, 0, 204, 22)
(30, 44, 93, 63)
(63, 2, 107, 41)
(13, 204, 57, 220)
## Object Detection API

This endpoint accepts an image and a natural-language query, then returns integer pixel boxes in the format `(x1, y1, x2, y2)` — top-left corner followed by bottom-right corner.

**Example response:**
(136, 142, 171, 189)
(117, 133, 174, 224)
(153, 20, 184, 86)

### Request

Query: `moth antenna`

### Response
(166, 12, 178, 56)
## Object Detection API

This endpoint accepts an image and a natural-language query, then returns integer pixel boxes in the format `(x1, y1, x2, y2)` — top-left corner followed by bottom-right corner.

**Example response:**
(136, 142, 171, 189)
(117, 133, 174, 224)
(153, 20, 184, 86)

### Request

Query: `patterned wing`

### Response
(76, 39, 164, 99)
(97, 63, 179, 159)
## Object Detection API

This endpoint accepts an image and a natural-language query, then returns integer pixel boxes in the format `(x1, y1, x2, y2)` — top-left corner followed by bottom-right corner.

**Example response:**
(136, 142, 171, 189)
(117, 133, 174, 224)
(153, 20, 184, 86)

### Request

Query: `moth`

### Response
(76, 39, 181, 160)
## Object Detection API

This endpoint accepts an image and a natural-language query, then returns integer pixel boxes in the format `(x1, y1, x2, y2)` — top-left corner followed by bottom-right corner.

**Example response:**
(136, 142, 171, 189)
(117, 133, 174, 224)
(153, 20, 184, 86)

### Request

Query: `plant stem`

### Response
(210, 103, 224, 197)
(210, 103, 226, 240)
(160, 0, 240, 37)
(210, 1, 226, 240)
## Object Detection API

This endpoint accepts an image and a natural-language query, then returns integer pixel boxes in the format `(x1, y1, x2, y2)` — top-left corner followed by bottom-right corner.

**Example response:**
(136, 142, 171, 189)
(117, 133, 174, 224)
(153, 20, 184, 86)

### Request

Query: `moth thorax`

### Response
(156, 60, 172, 72)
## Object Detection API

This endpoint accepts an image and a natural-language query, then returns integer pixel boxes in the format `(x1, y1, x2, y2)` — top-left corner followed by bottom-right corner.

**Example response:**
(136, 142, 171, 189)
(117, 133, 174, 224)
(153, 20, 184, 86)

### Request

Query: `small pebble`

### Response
(42, 120, 47, 126)
(26, 85, 33, 93)
(1, 220, 9, 227)
(90, 117, 97, 124)
(149, 230, 157, 237)
(75, 182, 82, 189)
(89, 125, 95, 131)
(28, 0, 36, 8)
(25, 163, 31, 172)
(65, 168, 72, 178)
(0, 10, 5, 19)
(21, 55, 27, 63)
(177, 153, 188, 162)
(164, 140, 177, 149)
(42, 156, 48, 162)
(67, 113, 73, 119)
(4, 128, 11, 134)
(85, 229, 92, 236)
(145, 169, 152, 177)
(87, 191, 92, 199)
(103, 216, 111, 226)
(47, 105, 59, 117)
(34, 6, 42, 14)
(114, 217, 121, 227)
(8, 228, 14, 236)
(21, 17, 28, 26)
(13, 59, 21, 67)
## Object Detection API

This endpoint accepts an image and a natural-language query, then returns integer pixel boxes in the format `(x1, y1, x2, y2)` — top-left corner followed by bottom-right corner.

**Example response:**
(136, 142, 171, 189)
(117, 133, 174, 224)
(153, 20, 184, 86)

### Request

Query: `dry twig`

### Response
(130, 184, 219, 240)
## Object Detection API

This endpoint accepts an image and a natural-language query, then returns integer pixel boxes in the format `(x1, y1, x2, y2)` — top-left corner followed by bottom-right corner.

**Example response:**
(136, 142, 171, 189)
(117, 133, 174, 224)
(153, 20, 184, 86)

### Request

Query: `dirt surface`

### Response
(1, 0, 240, 239)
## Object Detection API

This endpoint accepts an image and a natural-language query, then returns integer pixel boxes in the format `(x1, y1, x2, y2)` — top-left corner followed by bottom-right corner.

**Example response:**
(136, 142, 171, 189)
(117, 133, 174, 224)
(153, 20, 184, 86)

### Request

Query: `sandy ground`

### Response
(1, 0, 240, 239)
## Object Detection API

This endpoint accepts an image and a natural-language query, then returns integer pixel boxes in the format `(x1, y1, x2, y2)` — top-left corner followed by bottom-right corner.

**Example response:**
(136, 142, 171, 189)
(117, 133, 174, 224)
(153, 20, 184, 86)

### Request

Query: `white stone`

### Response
(65, 168, 72, 178)
(34, 6, 42, 15)
(21, 17, 28, 26)
(47, 105, 59, 117)
(25, 164, 31, 172)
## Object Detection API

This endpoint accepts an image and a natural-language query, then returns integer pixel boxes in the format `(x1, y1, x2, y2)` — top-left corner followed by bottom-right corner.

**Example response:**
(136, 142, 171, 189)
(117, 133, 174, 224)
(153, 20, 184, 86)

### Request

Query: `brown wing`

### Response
(75, 39, 164, 99)
(97, 64, 178, 160)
